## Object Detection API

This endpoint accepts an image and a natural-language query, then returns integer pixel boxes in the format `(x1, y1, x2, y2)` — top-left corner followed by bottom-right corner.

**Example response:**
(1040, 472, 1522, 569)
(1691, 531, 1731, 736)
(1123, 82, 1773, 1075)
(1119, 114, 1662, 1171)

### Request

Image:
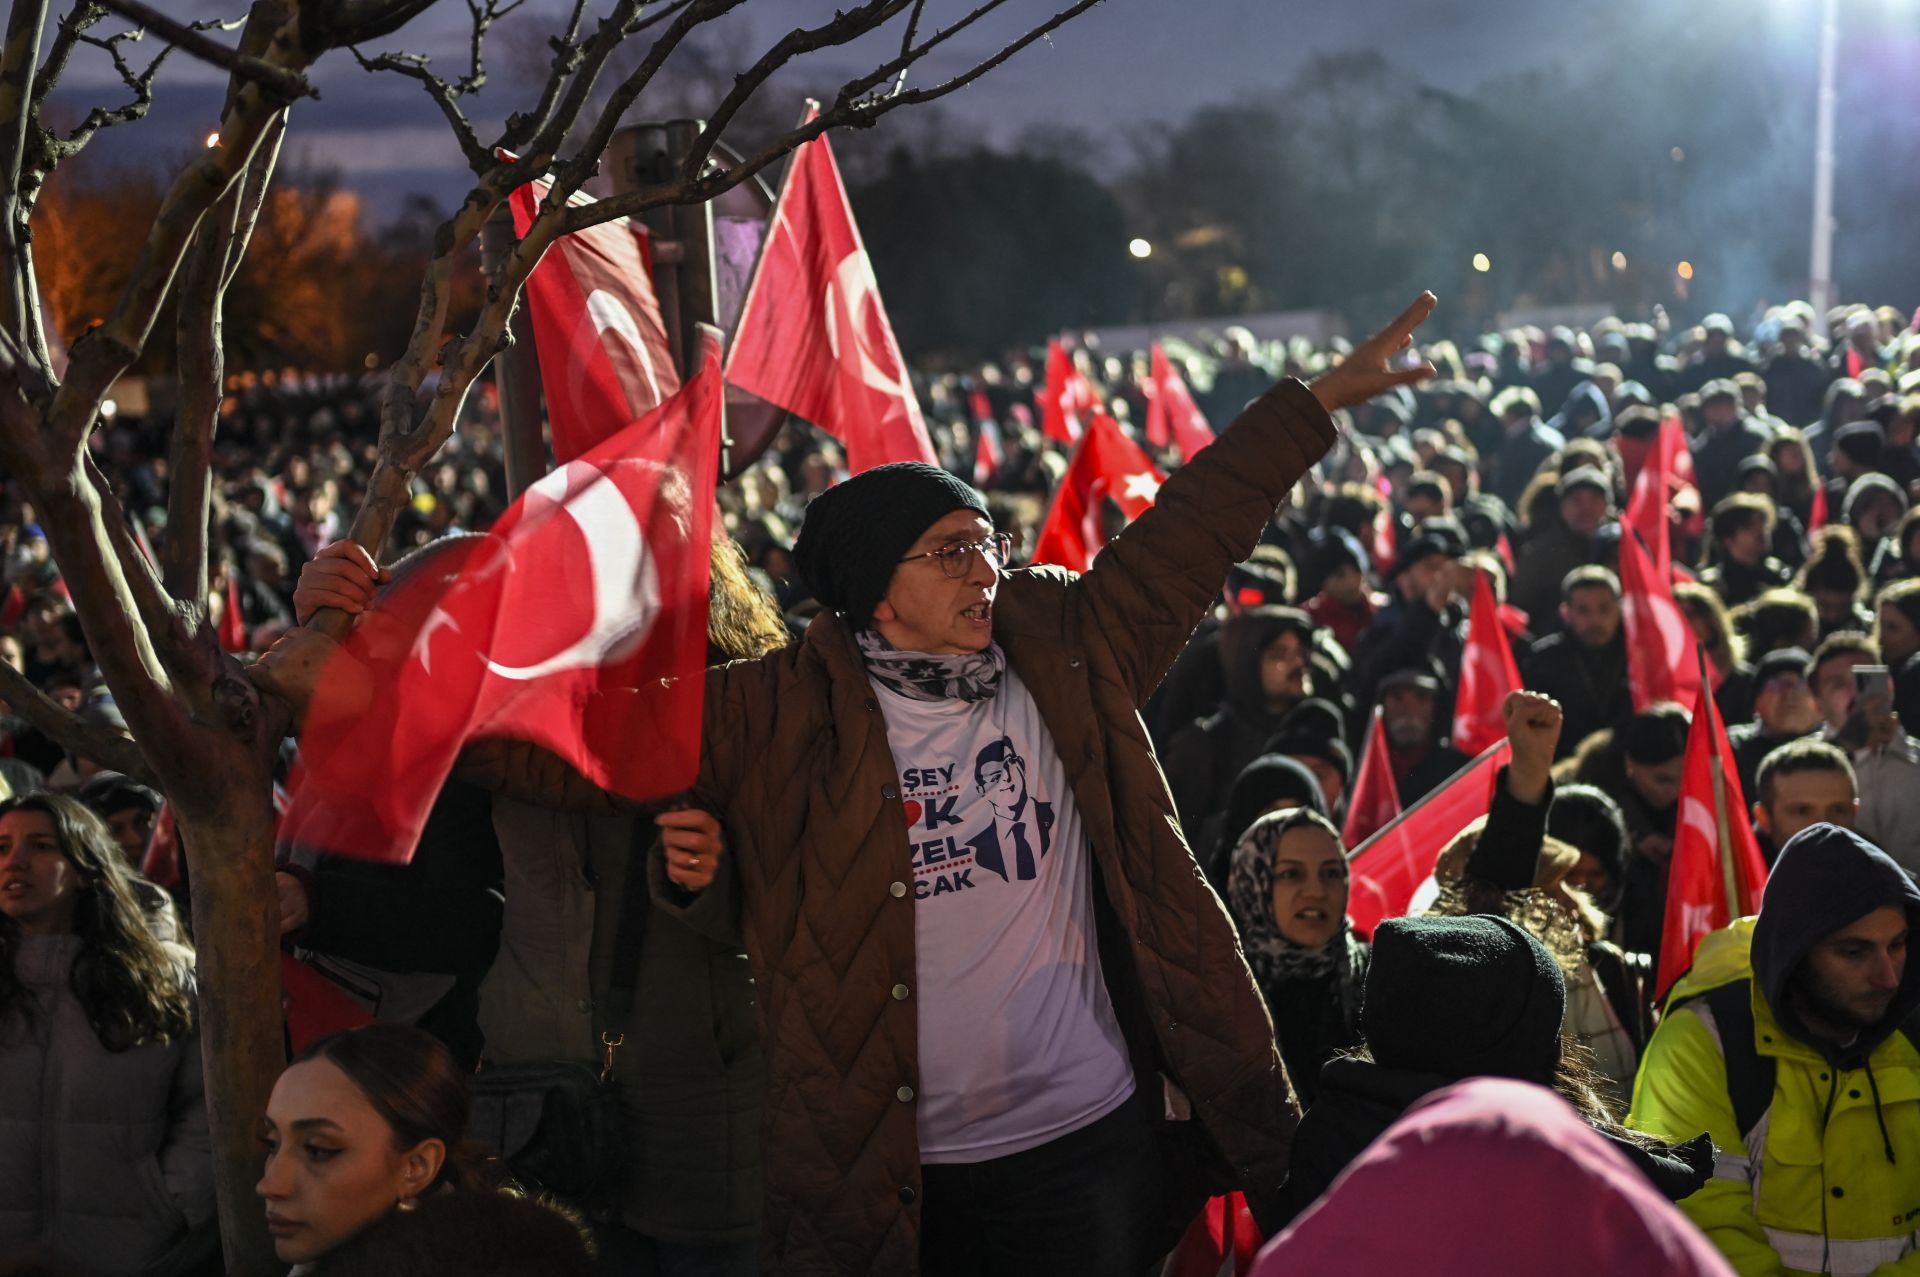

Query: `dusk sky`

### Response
(47, 0, 1873, 216)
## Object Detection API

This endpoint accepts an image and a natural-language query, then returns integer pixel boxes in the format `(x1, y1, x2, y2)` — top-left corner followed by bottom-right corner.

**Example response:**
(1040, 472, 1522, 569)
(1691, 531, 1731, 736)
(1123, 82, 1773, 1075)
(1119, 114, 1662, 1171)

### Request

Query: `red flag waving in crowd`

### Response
(281, 331, 726, 863)
(726, 106, 935, 472)
(1030, 412, 1164, 572)
(509, 176, 678, 463)
(1656, 676, 1770, 997)
(1342, 706, 1402, 848)
(1453, 568, 1522, 757)
(1145, 344, 1215, 462)
(1346, 739, 1510, 938)
(1042, 337, 1097, 445)
(1618, 523, 1703, 712)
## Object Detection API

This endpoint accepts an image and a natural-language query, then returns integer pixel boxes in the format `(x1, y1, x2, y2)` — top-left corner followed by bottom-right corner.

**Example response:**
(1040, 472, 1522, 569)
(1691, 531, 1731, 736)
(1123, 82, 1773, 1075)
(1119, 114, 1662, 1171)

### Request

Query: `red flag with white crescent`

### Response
(1030, 412, 1163, 573)
(1146, 344, 1215, 462)
(726, 106, 935, 472)
(281, 331, 725, 863)
(1619, 523, 1703, 711)
(1656, 678, 1769, 997)
(1454, 569, 1523, 756)
(509, 177, 678, 464)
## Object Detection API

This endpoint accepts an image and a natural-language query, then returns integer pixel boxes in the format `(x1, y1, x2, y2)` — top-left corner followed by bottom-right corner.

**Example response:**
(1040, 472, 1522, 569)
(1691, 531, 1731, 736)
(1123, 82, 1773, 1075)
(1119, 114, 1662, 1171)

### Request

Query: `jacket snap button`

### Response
(865, 698, 878, 711)
(892, 983, 910, 1001)
(899, 1186, 917, 1204)
(1832, 1186, 1845, 1199)
(897, 1085, 915, 1102)
(882, 783, 898, 799)
(890, 881, 907, 898)
(1069, 658, 1080, 667)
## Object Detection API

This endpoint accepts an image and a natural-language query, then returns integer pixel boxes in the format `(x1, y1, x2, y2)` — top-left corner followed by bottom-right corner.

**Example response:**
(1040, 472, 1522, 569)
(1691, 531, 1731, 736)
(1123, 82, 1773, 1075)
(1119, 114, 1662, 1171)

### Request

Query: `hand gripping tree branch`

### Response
(0, 0, 1109, 1268)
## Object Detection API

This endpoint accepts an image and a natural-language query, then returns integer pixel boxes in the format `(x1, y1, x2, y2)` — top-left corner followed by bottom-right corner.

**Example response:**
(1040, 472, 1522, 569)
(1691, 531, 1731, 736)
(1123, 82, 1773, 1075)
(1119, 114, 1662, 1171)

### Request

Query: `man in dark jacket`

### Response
(1352, 518, 1469, 711)
(1520, 566, 1632, 758)
(1486, 387, 1564, 510)
(1690, 380, 1774, 509)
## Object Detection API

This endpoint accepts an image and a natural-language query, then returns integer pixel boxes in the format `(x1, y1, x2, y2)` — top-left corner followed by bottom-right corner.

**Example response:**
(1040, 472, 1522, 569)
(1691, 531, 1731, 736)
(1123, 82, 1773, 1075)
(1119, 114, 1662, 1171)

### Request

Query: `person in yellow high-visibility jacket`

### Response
(1628, 823, 1920, 1277)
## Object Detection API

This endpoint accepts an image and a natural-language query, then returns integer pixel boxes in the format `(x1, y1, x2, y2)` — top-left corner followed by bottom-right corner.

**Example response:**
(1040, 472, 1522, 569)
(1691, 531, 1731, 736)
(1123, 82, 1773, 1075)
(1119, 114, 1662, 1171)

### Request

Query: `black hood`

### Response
(1752, 823, 1920, 1063)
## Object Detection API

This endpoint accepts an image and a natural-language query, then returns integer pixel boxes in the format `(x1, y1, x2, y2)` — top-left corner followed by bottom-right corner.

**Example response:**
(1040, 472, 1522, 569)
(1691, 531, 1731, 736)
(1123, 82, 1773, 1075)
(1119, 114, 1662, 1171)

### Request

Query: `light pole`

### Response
(1808, 0, 1838, 319)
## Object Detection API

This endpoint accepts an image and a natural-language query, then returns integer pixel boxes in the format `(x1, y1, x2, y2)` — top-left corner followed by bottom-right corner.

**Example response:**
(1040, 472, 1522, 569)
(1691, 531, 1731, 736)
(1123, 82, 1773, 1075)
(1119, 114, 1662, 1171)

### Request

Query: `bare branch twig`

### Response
(94, 0, 313, 99)
(0, 658, 160, 786)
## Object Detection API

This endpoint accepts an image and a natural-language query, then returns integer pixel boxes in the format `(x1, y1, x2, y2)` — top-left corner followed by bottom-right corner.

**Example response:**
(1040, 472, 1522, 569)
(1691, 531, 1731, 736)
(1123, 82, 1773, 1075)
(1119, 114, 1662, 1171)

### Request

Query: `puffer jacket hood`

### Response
(1751, 823, 1920, 1065)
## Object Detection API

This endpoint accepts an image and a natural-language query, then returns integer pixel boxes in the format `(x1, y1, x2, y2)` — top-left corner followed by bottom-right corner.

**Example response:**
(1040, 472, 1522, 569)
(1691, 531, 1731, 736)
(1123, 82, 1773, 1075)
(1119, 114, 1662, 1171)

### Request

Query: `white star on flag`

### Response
(1122, 471, 1161, 502)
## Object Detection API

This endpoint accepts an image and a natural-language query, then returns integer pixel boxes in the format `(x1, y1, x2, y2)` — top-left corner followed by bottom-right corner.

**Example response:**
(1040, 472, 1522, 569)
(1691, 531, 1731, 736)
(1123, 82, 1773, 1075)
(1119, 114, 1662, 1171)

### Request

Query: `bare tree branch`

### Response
(167, 111, 283, 604)
(892, 0, 928, 94)
(497, 0, 591, 152)
(95, 0, 313, 100)
(351, 46, 489, 171)
(0, 658, 159, 785)
(675, 0, 915, 183)
(46, 7, 313, 458)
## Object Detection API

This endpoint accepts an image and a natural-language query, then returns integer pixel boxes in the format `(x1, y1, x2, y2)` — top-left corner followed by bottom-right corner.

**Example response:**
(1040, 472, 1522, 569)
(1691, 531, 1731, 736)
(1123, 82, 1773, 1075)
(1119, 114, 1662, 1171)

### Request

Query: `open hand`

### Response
(660, 808, 724, 892)
(294, 540, 388, 625)
(1310, 293, 1439, 414)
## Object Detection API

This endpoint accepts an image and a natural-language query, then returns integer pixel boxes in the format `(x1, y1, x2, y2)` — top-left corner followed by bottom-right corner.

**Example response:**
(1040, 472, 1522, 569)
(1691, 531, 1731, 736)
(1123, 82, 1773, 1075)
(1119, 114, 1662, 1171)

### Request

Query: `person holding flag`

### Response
(1628, 824, 1920, 1277)
(449, 297, 1447, 1274)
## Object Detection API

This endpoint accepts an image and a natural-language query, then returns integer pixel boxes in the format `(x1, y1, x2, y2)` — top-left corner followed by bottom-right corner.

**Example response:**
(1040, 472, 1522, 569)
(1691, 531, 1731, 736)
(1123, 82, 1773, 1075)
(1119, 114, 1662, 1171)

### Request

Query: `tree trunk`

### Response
(177, 759, 283, 1276)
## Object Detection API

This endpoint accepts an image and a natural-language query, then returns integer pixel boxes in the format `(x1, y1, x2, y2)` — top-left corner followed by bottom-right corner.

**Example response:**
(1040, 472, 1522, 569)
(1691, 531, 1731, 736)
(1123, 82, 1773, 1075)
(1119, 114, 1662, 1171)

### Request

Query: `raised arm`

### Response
(1074, 294, 1438, 706)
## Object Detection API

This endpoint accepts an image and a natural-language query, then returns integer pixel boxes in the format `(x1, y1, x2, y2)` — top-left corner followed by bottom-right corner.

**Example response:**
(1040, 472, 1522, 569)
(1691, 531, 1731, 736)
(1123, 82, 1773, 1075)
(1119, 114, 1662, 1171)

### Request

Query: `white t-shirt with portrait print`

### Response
(873, 665, 1136, 1164)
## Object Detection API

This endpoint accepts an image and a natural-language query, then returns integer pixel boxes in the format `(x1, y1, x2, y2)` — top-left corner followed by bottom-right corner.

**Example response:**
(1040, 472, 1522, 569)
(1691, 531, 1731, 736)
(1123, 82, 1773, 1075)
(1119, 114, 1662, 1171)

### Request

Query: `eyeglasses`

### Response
(899, 532, 1013, 578)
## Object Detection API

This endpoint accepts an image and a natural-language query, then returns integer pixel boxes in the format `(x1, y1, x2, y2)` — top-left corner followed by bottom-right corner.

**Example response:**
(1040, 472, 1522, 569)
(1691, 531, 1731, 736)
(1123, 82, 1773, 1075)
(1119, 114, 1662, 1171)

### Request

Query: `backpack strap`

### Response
(1695, 978, 1775, 1140)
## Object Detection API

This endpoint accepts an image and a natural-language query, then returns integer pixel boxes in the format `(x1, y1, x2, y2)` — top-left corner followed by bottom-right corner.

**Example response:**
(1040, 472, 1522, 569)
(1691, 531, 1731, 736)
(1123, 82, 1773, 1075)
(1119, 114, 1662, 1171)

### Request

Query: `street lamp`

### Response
(1808, 0, 1838, 319)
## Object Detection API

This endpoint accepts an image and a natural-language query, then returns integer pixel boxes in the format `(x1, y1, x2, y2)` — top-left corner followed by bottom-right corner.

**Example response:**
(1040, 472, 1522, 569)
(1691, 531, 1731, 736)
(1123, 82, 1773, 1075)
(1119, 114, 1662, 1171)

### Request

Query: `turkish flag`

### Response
(1343, 706, 1402, 848)
(1809, 482, 1828, 533)
(1619, 524, 1703, 711)
(726, 108, 935, 472)
(281, 331, 725, 863)
(140, 800, 180, 889)
(1145, 344, 1215, 461)
(1656, 679, 1770, 997)
(509, 177, 678, 464)
(219, 574, 247, 653)
(1347, 740, 1510, 938)
(1624, 414, 1693, 582)
(1042, 338, 1097, 445)
(1030, 412, 1163, 572)
(1454, 569, 1523, 756)
(1168, 1192, 1260, 1277)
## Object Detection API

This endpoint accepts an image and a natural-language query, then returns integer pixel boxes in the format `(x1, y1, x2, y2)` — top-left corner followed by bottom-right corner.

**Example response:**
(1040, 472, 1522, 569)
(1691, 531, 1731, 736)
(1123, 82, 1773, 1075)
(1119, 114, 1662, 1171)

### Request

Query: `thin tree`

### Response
(0, 0, 1103, 1268)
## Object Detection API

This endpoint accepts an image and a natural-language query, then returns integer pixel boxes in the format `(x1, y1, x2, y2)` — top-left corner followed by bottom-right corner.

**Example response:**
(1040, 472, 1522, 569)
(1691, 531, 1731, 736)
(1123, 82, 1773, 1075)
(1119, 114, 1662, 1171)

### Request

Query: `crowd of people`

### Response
(1, 292, 1918, 1276)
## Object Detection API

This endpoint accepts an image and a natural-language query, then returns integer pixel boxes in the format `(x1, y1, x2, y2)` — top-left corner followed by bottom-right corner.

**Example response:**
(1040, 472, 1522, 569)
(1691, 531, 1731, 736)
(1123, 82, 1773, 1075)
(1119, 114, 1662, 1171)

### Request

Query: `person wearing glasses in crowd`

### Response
(364, 298, 1444, 1274)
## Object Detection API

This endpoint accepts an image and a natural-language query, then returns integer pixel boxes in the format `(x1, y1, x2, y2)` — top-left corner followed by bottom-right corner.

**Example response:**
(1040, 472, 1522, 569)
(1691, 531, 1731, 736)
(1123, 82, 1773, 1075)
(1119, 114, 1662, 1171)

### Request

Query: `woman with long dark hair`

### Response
(258, 1021, 589, 1273)
(0, 792, 213, 1274)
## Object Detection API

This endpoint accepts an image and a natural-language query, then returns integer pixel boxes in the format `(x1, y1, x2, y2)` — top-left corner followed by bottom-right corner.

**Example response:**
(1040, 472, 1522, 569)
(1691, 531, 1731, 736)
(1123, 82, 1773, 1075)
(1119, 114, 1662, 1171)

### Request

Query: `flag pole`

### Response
(1347, 736, 1507, 863)
(1699, 646, 1743, 917)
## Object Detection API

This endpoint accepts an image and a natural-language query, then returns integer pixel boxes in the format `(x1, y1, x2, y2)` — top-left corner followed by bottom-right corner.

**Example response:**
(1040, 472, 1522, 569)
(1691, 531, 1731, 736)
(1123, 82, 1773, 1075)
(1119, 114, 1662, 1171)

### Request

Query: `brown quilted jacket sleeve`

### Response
(1073, 378, 1335, 707)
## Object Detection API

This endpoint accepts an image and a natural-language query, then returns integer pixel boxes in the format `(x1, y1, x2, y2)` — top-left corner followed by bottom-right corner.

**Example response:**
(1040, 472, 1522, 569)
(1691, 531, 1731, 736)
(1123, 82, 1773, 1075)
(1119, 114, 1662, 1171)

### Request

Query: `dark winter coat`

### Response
(462, 379, 1335, 1274)
(300, 1189, 592, 1277)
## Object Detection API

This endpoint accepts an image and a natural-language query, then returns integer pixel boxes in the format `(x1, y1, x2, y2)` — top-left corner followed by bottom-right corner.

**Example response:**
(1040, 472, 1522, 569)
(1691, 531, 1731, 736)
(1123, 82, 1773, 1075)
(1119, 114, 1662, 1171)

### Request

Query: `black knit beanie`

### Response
(792, 463, 990, 631)
(1362, 914, 1566, 1084)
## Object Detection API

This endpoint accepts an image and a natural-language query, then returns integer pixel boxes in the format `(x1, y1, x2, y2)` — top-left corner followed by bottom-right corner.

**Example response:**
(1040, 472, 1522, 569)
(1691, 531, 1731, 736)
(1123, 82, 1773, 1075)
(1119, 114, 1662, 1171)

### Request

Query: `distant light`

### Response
(1128, 238, 1152, 260)
(1471, 253, 1491, 273)
(1677, 260, 1695, 280)
(1611, 251, 1629, 270)
(100, 399, 117, 419)
(204, 131, 221, 149)
(1670, 146, 1685, 162)
(364, 352, 380, 370)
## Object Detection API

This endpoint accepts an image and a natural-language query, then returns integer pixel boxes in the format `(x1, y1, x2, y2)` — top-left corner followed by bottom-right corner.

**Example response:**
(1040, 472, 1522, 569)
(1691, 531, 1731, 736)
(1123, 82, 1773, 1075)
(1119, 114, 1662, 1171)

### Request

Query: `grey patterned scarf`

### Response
(1227, 810, 1362, 1002)
(856, 629, 1006, 703)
